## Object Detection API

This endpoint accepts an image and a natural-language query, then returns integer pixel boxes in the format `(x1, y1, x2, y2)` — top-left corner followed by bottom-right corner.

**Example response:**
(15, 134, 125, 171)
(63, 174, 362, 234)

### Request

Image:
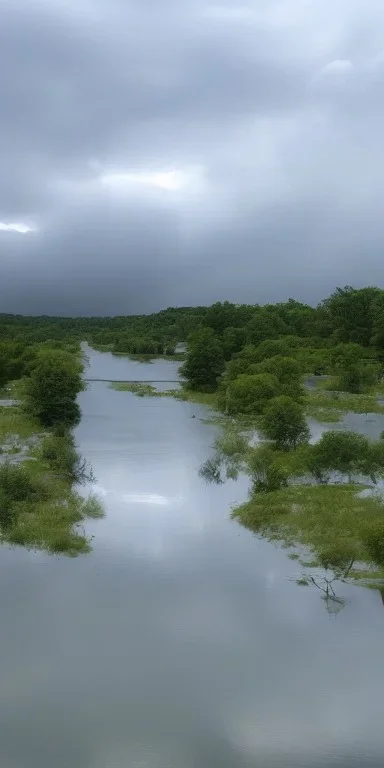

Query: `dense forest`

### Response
(1, 285, 384, 357)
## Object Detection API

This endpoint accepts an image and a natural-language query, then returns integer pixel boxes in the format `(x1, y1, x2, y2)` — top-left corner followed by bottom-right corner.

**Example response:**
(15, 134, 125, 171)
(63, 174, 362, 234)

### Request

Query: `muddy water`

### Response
(0, 346, 383, 767)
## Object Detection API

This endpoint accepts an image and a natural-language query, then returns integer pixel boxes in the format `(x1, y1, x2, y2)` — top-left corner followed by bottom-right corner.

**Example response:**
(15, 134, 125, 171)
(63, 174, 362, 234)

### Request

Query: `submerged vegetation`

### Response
(201, 423, 384, 591)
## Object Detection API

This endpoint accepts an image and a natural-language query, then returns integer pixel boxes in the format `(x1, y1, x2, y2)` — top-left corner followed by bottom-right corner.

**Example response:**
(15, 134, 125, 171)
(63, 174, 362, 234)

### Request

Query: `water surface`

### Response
(0, 346, 383, 767)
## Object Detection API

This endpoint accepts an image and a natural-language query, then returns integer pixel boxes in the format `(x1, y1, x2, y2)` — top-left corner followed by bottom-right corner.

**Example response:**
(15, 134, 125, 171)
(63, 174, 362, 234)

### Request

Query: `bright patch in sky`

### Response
(101, 169, 187, 192)
(0, 222, 37, 234)
(320, 59, 354, 77)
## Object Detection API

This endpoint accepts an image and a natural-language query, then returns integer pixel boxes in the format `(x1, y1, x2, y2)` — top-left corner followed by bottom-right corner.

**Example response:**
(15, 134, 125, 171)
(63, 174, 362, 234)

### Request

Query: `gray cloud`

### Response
(1, 0, 384, 314)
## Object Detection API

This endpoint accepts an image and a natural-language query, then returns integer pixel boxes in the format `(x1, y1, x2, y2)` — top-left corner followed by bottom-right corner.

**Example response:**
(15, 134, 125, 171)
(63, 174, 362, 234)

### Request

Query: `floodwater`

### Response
(0, 345, 383, 767)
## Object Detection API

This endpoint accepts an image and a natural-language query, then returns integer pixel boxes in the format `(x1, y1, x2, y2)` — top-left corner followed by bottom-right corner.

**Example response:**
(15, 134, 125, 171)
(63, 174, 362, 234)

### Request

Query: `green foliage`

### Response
(113, 335, 174, 356)
(36, 432, 94, 484)
(260, 395, 310, 450)
(226, 345, 260, 380)
(221, 327, 246, 360)
(316, 543, 356, 576)
(0, 462, 49, 527)
(364, 521, 384, 566)
(307, 430, 382, 483)
(330, 342, 363, 371)
(248, 445, 289, 493)
(110, 382, 159, 396)
(24, 349, 84, 428)
(232, 483, 384, 583)
(246, 306, 289, 346)
(203, 301, 253, 334)
(252, 339, 292, 362)
(322, 286, 382, 346)
(0, 285, 383, 360)
(328, 342, 379, 394)
(181, 328, 225, 391)
(251, 355, 305, 399)
(306, 389, 384, 420)
(227, 373, 279, 415)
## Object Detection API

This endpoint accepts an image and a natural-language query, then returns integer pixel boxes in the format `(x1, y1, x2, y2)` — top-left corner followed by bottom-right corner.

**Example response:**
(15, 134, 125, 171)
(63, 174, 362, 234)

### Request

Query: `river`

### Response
(0, 345, 383, 767)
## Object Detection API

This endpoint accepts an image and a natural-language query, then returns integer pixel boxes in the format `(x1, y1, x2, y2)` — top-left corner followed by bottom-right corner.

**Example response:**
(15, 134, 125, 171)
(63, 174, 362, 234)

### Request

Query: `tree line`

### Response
(2, 285, 384, 356)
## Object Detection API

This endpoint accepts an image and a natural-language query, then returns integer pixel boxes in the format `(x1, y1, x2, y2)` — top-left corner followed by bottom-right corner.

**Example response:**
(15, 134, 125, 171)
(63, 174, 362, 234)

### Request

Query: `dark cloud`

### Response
(1, 0, 384, 314)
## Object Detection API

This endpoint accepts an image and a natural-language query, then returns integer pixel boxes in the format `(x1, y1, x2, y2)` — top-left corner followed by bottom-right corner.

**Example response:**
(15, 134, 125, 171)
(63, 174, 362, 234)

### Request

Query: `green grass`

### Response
(0, 404, 42, 441)
(306, 389, 384, 420)
(109, 382, 160, 396)
(110, 381, 219, 409)
(306, 406, 344, 423)
(232, 483, 384, 584)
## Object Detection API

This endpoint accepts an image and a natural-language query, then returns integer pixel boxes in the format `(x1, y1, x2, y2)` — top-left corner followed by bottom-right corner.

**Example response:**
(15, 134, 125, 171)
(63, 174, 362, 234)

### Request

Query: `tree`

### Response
(203, 301, 254, 334)
(338, 364, 378, 394)
(371, 293, 384, 348)
(330, 343, 378, 393)
(251, 355, 304, 399)
(180, 328, 225, 391)
(321, 286, 382, 345)
(24, 349, 85, 428)
(308, 431, 378, 483)
(221, 327, 246, 360)
(260, 396, 310, 450)
(251, 338, 292, 362)
(227, 373, 279, 415)
(227, 345, 260, 380)
(246, 306, 289, 346)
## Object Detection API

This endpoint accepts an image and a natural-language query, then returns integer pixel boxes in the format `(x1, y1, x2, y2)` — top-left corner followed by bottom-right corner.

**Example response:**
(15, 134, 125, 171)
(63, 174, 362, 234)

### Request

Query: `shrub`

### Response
(308, 431, 378, 483)
(249, 445, 289, 493)
(260, 396, 310, 450)
(38, 433, 94, 484)
(0, 462, 48, 527)
(227, 373, 279, 415)
(364, 521, 384, 566)
(181, 328, 225, 391)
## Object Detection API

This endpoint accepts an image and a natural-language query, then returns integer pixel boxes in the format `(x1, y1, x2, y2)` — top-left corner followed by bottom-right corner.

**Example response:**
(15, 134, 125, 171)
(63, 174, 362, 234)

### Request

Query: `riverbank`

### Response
(0, 360, 103, 556)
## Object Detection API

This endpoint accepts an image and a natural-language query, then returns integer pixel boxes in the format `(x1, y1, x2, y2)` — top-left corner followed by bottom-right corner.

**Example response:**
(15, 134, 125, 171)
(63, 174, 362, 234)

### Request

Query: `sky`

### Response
(1, 0, 384, 316)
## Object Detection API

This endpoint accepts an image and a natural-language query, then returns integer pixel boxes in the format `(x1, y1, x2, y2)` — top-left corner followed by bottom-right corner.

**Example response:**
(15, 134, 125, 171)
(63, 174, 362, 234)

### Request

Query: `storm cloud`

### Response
(1, 0, 384, 314)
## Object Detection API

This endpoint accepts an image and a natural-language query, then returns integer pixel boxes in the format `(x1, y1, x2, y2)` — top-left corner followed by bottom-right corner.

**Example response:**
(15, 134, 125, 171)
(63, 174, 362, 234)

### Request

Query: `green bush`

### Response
(181, 328, 225, 391)
(364, 522, 384, 566)
(24, 349, 84, 428)
(260, 395, 310, 450)
(249, 446, 289, 493)
(38, 433, 94, 484)
(307, 431, 381, 483)
(227, 373, 279, 415)
(0, 462, 48, 527)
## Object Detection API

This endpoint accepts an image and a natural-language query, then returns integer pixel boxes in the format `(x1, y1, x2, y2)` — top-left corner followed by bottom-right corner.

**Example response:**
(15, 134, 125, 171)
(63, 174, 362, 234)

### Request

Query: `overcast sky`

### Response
(1, 0, 384, 315)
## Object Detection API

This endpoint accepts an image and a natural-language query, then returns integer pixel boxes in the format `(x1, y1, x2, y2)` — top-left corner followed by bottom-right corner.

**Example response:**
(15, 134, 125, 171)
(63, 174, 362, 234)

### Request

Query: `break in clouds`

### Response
(1, 0, 384, 315)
